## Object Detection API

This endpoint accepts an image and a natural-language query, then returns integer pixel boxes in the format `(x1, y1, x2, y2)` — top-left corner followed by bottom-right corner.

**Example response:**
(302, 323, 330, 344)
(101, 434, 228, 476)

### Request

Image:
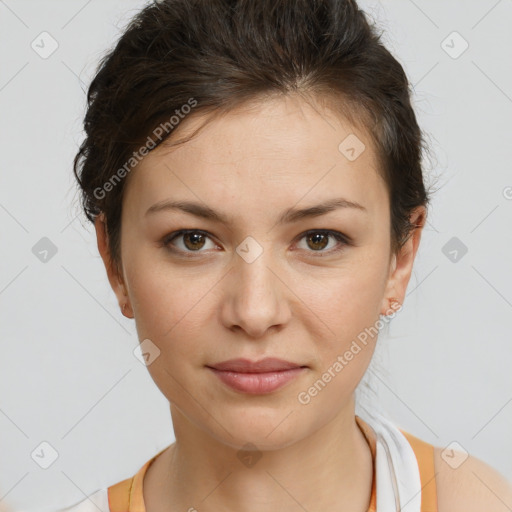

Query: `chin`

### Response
(204, 408, 311, 452)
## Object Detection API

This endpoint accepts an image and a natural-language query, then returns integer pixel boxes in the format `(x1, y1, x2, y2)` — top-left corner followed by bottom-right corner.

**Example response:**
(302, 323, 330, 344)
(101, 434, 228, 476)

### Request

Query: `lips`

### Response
(206, 357, 306, 373)
(206, 357, 308, 394)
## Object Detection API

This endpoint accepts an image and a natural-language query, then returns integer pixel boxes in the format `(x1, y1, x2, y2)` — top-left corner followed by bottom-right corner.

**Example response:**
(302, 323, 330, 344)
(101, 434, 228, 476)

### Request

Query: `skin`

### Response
(95, 91, 433, 511)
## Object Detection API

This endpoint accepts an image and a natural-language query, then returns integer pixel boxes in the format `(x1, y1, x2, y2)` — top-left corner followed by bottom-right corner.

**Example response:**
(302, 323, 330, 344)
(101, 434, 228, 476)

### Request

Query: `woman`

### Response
(60, 0, 512, 511)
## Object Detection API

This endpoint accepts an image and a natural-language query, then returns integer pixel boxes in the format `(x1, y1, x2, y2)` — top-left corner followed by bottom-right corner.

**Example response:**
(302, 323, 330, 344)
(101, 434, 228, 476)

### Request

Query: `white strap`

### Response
(360, 409, 423, 512)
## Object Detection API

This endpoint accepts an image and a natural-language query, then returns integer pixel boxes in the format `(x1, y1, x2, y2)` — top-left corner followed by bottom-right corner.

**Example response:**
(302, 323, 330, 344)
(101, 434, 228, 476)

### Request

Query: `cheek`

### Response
(292, 253, 388, 379)
(130, 272, 204, 343)
(125, 262, 221, 400)
(297, 259, 387, 332)
(126, 264, 207, 399)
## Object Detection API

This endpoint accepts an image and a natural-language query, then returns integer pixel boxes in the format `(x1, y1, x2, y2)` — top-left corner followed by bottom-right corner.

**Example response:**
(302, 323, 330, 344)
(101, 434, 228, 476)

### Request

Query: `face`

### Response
(96, 93, 424, 450)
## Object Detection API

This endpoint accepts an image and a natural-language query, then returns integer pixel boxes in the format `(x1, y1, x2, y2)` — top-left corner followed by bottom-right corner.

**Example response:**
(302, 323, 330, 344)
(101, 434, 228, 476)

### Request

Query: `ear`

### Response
(380, 206, 427, 316)
(94, 213, 133, 318)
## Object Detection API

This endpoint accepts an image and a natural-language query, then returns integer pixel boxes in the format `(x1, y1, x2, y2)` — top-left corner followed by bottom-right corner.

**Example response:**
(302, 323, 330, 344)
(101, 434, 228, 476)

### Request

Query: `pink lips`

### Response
(206, 357, 307, 394)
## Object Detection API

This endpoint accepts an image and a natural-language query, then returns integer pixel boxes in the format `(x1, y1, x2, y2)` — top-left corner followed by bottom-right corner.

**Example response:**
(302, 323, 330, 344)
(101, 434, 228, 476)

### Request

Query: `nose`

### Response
(220, 247, 291, 339)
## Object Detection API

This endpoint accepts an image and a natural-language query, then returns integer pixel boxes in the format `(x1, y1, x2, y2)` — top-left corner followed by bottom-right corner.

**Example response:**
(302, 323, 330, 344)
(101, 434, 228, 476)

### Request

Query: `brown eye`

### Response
(182, 232, 206, 251)
(306, 232, 329, 251)
(296, 230, 350, 256)
(163, 230, 217, 254)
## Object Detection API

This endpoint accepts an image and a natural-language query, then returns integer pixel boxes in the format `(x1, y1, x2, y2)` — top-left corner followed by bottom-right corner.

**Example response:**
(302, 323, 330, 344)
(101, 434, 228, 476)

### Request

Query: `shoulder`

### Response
(433, 444, 512, 512)
(54, 488, 109, 512)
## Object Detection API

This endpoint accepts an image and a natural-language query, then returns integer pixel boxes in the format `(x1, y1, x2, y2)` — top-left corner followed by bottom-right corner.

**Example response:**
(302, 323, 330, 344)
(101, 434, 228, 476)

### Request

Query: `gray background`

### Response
(1, 0, 511, 510)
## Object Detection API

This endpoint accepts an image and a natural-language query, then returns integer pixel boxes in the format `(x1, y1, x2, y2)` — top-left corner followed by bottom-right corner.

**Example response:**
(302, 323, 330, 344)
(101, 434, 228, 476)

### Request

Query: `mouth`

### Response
(206, 357, 308, 394)
(206, 357, 307, 373)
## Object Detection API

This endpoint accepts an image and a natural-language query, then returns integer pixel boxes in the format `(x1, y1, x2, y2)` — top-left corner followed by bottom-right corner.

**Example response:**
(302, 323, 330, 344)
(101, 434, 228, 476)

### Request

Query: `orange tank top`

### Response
(107, 416, 438, 512)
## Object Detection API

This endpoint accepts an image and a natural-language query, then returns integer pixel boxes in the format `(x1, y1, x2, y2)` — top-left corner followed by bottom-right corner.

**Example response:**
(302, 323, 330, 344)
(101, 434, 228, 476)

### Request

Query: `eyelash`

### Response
(160, 229, 351, 258)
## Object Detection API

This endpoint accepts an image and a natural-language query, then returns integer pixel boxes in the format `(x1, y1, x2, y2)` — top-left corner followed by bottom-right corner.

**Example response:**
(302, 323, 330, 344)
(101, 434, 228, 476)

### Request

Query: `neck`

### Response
(144, 397, 374, 512)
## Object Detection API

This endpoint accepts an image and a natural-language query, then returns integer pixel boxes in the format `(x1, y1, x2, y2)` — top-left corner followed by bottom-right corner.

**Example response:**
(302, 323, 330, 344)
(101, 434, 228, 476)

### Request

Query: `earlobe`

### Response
(380, 297, 402, 317)
(121, 301, 134, 319)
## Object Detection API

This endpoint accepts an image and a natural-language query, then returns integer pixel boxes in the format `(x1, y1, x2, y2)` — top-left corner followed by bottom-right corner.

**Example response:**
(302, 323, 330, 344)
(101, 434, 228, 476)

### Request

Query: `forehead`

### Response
(123, 94, 387, 220)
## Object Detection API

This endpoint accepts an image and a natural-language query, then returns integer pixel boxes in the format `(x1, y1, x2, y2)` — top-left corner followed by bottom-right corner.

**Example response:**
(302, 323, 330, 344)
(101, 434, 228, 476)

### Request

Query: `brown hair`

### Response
(73, 0, 435, 275)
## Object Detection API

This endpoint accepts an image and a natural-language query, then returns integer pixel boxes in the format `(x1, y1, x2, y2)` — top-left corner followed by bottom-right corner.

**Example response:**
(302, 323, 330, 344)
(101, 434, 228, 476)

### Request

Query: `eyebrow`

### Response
(145, 197, 367, 224)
